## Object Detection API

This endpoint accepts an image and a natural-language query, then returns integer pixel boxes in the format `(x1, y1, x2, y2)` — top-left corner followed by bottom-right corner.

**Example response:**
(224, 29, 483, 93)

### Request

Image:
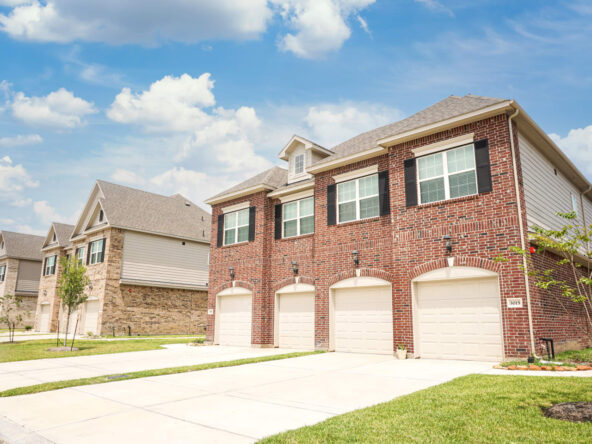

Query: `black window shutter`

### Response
(216, 214, 224, 247)
(248, 206, 256, 242)
(404, 158, 418, 207)
(474, 139, 492, 193)
(86, 242, 91, 265)
(274, 204, 282, 240)
(327, 184, 336, 225)
(43, 257, 47, 276)
(378, 170, 390, 216)
(99, 238, 106, 263)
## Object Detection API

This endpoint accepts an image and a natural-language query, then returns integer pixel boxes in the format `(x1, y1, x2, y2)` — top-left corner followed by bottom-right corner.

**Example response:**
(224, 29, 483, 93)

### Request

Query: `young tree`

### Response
(57, 256, 90, 348)
(0, 294, 23, 343)
(504, 211, 592, 342)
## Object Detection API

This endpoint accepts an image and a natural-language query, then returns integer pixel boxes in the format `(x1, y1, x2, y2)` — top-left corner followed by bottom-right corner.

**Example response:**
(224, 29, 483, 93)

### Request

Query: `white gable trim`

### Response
(412, 133, 474, 157)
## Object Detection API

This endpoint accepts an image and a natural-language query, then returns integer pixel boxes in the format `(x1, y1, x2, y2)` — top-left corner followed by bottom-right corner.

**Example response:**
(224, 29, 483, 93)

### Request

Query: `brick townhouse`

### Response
(34, 180, 211, 336)
(205, 94, 592, 360)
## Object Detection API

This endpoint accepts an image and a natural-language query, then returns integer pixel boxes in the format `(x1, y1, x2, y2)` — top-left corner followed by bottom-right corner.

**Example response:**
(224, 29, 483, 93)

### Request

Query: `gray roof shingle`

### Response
(0, 231, 44, 261)
(96, 181, 211, 243)
(52, 223, 75, 248)
(207, 166, 288, 202)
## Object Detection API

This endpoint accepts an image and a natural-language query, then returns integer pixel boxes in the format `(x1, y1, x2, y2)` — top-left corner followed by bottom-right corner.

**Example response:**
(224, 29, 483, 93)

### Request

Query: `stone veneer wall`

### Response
(62, 228, 208, 335)
(35, 249, 68, 332)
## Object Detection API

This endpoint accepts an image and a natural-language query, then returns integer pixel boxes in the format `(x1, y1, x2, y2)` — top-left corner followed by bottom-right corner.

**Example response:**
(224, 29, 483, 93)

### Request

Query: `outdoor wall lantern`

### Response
(229, 267, 235, 281)
(352, 250, 360, 267)
(291, 261, 299, 276)
(443, 235, 453, 253)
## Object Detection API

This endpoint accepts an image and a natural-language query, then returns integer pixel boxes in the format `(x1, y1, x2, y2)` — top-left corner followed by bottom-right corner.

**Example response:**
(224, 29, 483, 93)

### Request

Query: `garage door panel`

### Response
(39, 304, 50, 332)
(218, 294, 252, 346)
(83, 300, 99, 335)
(278, 292, 314, 349)
(334, 286, 393, 355)
(416, 277, 502, 361)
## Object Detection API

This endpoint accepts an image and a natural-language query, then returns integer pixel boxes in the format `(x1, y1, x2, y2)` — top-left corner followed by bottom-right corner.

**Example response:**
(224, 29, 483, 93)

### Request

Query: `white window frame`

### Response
(282, 197, 314, 238)
(294, 154, 305, 175)
(76, 247, 85, 265)
(45, 255, 56, 276)
(417, 144, 478, 205)
(89, 240, 104, 265)
(224, 208, 250, 246)
(0, 265, 5, 282)
(337, 174, 379, 224)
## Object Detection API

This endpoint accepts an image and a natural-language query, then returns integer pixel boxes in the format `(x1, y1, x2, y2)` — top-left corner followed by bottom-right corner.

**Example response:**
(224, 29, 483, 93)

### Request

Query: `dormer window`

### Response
(294, 154, 304, 175)
(99, 210, 104, 222)
(52, 233, 56, 242)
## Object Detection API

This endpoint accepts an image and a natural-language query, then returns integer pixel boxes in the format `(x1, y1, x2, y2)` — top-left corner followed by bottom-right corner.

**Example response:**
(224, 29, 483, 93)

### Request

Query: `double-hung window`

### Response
(89, 240, 105, 265)
(283, 197, 314, 238)
(0, 265, 6, 282)
(45, 255, 56, 276)
(294, 154, 305, 175)
(337, 174, 379, 223)
(417, 144, 477, 204)
(224, 209, 249, 246)
(76, 247, 85, 265)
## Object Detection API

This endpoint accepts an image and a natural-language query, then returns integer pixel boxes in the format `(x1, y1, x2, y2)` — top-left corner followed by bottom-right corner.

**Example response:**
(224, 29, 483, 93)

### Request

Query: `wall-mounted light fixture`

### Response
(291, 261, 299, 276)
(352, 250, 360, 267)
(229, 267, 235, 281)
(443, 235, 452, 253)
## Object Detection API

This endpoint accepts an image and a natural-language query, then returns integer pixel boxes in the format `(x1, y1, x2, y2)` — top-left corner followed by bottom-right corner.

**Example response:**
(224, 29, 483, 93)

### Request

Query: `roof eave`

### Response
(306, 146, 388, 174)
(267, 180, 315, 198)
(205, 184, 276, 206)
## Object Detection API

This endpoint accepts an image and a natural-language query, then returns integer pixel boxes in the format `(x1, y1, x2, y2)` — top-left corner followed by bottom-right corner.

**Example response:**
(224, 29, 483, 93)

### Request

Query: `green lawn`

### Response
(556, 347, 592, 363)
(0, 337, 204, 362)
(0, 351, 322, 397)
(260, 375, 592, 444)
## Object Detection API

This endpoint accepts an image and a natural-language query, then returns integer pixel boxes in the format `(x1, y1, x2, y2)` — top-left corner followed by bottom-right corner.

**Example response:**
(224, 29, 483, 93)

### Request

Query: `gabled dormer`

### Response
(71, 182, 109, 240)
(279, 136, 333, 184)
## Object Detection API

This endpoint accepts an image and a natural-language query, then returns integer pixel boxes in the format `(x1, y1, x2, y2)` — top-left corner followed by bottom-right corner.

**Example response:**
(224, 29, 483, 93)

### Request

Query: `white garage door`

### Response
(278, 292, 315, 349)
(416, 277, 503, 361)
(83, 300, 99, 335)
(217, 294, 252, 346)
(334, 285, 393, 354)
(39, 304, 50, 333)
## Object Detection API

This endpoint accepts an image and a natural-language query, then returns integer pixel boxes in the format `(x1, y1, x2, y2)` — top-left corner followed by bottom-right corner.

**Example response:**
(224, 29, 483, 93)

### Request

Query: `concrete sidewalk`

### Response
(0, 344, 300, 392)
(0, 353, 494, 444)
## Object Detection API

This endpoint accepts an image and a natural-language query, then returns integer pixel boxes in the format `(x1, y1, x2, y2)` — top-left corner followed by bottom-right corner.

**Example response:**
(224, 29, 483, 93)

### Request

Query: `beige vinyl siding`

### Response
(121, 231, 209, 287)
(15, 260, 41, 293)
(519, 133, 586, 231)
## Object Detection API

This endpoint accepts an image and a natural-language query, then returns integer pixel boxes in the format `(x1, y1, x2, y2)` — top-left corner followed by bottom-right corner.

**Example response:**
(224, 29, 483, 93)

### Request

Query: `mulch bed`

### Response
(495, 364, 592, 371)
(544, 402, 592, 423)
(46, 347, 80, 352)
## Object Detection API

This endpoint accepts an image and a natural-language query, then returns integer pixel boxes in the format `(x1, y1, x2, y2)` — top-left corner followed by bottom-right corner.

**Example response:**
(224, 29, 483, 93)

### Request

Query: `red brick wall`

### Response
(206, 113, 588, 358)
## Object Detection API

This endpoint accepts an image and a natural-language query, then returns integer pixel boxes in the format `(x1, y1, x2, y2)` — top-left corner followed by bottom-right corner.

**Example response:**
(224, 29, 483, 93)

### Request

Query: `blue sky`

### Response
(1, 0, 591, 235)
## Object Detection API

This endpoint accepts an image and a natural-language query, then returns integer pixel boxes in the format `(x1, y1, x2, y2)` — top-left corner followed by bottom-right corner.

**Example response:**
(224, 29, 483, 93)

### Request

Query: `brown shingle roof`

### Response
(0, 231, 44, 261)
(96, 181, 211, 243)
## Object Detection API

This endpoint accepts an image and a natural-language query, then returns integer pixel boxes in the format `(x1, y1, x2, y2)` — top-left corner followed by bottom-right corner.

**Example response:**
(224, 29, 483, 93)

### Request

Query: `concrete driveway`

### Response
(0, 351, 493, 444)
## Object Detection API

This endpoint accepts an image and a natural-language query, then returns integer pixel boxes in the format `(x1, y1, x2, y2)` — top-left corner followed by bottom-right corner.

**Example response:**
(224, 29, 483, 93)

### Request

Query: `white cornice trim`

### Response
(278, 189, 314, 203)
(222, 201, 251, 213)
(267, 180, 315, 198)
(412, 133, 475, 157)
(333, 165, 378, 184)
(205, 184, 274, 205)
(377, 101, 513, 148)
(307, 146, 387, 174)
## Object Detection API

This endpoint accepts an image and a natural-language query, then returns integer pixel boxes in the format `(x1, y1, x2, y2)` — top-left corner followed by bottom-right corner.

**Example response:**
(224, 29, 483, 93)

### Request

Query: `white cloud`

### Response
(0, 133, 42, 147)
(550, 125, 592, 178)
(14, 224, 45, 236)
(414, 0, 454, 17)
(0, 0, 271, 45)
(303, 102, 404, 147)
(107, 73, 215, 132)
(33, 200, 63, 225)
(150, 167, 233, 208)
(0, 156, 38, 192)
(111, 168, 146, 186)
(10, 197, 32, 207)
(0, 217, 15, 225)
(272, 0, 375, 59)
(11, 88, 97, 129)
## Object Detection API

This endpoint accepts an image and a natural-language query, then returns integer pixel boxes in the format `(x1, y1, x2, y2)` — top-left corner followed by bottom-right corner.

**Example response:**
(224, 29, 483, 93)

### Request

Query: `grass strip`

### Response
(0, 351, 323, 397)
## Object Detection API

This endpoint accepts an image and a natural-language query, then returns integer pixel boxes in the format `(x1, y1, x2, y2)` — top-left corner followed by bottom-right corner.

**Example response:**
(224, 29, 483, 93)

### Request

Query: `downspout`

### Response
(507, 107, 539, 358)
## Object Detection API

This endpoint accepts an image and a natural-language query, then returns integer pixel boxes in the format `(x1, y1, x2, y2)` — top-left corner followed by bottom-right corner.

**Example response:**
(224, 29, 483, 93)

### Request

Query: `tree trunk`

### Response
(70, 317, 79, 351)
(63, 306, 71, 347)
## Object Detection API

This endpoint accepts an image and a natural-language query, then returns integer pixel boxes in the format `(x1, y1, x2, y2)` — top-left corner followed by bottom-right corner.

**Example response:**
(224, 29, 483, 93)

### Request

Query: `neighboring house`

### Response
(35, 223, 75, 333)
(205, 94, 592, 360)
(0, 231, 44, 327)
(35, 180, 211, 336)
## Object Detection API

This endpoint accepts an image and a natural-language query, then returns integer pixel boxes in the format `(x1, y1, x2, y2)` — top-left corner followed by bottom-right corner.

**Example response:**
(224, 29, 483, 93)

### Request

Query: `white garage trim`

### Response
(411, 267, 505, 361)
(274, 283, 315, 348)
(214, 287, 253, 346)
(329, 276, 393, 353)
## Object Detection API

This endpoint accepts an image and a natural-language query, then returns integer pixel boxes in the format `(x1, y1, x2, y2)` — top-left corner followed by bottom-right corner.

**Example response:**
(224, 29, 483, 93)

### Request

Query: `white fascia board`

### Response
(267, 180, 315, 198)
(204, 184, 274, 205)
(333, 165, 379, 184)
(377, 101, 513, 148)
(307, 146, 388, 174)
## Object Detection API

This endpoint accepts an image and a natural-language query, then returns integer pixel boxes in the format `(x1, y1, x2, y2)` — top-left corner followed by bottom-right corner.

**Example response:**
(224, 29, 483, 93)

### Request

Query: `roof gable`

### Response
(43, 223, 75, 249)
(0, 231, 44, 261)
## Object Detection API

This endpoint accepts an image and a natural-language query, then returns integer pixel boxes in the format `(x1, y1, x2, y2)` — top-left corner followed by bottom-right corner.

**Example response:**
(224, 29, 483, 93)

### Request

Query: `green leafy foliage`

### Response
(0, 294, 24, 343)
(57, 256, 90, 348)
